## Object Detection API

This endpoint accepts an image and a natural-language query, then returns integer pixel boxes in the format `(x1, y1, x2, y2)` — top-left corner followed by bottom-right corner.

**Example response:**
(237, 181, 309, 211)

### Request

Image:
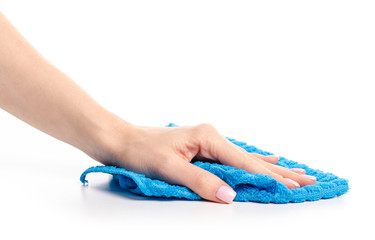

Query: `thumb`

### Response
(164, 160, 237, 204)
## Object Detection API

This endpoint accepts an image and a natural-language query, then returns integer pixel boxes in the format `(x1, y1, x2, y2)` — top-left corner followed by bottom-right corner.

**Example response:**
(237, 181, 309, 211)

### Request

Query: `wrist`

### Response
(78, 110, 138, 165)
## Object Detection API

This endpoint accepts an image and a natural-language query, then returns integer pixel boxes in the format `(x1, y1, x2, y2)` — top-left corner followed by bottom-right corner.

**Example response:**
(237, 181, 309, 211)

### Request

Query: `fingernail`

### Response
(290, 168, 306, 174)
(302, 175, 316, 181)
(284, 178, 300, 188)
(216, 185, 236, 204)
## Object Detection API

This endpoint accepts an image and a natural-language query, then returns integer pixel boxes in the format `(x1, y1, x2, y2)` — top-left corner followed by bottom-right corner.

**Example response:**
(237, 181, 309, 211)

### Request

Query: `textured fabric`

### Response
(80, 124, 349, 203)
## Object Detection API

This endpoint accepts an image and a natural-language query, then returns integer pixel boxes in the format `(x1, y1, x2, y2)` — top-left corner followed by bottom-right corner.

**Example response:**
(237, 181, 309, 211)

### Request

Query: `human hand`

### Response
(0, 13, 314, 204)
(93, 123, 316, 204)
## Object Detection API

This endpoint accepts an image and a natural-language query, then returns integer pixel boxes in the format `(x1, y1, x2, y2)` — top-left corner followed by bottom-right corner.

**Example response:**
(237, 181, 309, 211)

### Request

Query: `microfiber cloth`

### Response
(80, 123, 349, 203)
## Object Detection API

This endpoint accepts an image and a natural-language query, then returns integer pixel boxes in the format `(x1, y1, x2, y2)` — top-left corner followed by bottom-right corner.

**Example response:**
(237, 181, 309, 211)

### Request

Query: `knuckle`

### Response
(193, 123, 218, 136)
(194, 172, 212, 190)
(198, 123, 216, 131)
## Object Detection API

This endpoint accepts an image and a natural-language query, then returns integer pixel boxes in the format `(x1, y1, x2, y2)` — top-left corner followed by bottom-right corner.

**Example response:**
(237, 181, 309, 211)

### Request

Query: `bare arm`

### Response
(0, 12, 132, 160)
(0, 12, 316, 204)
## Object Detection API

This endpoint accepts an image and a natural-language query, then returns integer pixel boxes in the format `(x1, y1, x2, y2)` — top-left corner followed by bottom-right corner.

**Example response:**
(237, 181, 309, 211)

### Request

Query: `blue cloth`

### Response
(80, 124, 349, 203)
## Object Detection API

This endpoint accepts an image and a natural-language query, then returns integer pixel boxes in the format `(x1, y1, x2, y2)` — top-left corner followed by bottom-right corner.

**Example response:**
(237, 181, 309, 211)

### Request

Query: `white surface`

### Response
(0, 1, 374, 239)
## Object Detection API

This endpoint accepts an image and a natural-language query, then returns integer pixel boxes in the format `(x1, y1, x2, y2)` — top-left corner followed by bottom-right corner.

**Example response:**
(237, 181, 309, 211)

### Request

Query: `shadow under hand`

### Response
(81, 175, 198, 203)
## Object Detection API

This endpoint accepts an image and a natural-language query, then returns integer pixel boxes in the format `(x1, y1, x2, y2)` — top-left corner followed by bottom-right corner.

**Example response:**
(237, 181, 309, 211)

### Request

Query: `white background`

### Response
(0, 0, 374, 239)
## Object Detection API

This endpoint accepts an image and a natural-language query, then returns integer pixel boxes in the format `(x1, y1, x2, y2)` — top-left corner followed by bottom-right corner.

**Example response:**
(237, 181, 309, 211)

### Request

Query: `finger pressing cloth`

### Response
(80, 126, 349, 204)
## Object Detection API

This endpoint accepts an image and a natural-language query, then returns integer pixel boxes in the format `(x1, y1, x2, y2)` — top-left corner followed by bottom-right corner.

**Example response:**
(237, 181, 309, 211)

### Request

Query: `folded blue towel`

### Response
(80, 124, 349, 203)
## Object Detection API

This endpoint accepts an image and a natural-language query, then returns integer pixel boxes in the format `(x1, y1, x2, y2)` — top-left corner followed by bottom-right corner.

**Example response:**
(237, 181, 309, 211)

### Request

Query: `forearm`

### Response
(0, 12, 318, 204)
(0, 12, 132, 160)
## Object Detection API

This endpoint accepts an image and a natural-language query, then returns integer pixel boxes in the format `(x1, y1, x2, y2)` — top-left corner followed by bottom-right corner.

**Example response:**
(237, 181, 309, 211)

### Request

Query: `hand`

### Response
(0, 13, 315, 204)
(93, 123, 316, 204)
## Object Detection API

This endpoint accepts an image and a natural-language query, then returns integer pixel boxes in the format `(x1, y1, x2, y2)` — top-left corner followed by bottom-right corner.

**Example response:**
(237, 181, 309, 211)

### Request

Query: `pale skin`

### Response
(0, 12, 316, 204)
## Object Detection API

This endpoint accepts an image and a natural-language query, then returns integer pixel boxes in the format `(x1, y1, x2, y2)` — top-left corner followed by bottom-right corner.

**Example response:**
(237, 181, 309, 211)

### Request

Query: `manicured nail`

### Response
(216, 185, 236, 203)
(302, 175, 316, 181)
(290, 168, 306, 174)
(285, 178, 300, 188)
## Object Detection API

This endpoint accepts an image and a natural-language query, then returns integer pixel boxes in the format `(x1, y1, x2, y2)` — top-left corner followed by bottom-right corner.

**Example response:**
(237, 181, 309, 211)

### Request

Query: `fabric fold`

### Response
(80, 124, 349, 203)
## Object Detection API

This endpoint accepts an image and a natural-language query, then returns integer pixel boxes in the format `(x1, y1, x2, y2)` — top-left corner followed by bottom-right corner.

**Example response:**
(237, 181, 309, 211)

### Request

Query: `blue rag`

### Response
(80, 124, 349, 203)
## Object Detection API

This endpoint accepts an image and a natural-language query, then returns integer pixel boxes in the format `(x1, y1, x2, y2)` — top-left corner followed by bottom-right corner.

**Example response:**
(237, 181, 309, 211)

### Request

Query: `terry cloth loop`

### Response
(80, 123, 349, 204)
